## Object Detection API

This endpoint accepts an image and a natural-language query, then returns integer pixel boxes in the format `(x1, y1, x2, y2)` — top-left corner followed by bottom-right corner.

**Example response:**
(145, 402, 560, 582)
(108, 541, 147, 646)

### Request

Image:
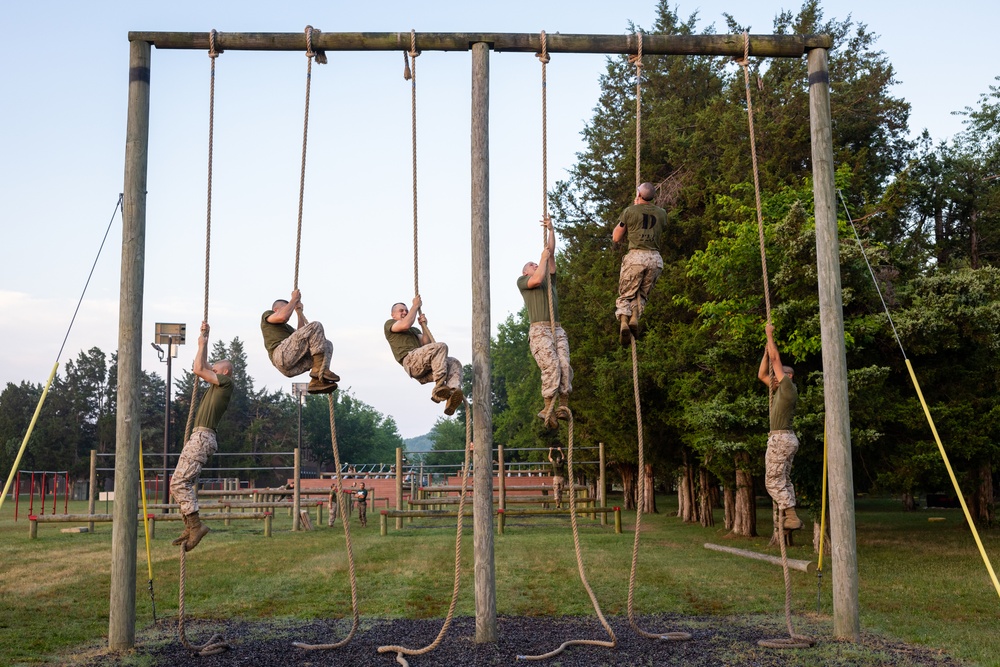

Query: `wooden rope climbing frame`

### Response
(293, 394, 361, 650)
(377, 400, 473, 666)
(517, 407, 617, 660)
(176, 31, 229, 657)
(622, 29, 691, 643)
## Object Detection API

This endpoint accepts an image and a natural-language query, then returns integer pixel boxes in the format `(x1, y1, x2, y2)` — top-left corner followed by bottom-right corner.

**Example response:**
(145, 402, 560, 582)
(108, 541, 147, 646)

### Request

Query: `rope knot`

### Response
(208, 29, 220, 59)
(304, 26, 328, 64)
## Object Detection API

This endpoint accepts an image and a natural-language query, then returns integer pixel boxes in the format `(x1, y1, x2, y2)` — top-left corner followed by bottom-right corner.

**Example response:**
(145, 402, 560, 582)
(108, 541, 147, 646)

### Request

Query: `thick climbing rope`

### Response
(623, 30, 692, 643)
(403, 31, 435, 343)
(293, 394, 361, 650)
(517, 408, 617, 660)
(537, 30, 559, 428)
(176, 31, 230, 658)
(377, 401, 473, 666)
(293, 25, 325, 291)
(736, 32, 813, 649)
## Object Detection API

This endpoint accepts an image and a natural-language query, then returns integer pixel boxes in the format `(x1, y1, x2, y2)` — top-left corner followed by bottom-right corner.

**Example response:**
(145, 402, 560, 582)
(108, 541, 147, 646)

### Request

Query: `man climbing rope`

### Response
(384, 296, 464, 415)
(355, 482, 369, 527)
(612, 182, 665, 346)
(170, 322, 233, 551)
(261, 289, 339, 394)
(548, 446, 567, 508)
(757, 323, 803, 531)
(519, 219, 572, 429)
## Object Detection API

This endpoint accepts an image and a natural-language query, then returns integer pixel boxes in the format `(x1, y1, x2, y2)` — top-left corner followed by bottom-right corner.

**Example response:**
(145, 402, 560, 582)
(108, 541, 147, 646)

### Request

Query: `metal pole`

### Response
(396, 447, 404, 530)
(109, 37, 150, 651)
(808, 46, 859, 641)
(88, 450, 97, 533)
(162, 344, 172, 504)
(471, 40, 497, 643)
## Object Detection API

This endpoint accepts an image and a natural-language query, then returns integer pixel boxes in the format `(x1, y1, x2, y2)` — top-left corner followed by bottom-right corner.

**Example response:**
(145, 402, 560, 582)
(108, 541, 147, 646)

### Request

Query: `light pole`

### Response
(152, 323, 186, 504)
(291, 381, 310, 456)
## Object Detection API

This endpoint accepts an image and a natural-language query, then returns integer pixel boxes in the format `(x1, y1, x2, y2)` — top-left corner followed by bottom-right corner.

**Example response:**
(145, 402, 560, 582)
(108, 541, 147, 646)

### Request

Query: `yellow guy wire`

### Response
(839, 190, 1000, 601)
(139, 440, 155, 584)
(0, 363, 59, 512)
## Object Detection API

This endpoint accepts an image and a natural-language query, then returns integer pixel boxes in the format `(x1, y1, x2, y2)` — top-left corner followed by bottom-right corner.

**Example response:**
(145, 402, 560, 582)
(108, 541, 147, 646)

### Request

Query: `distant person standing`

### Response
(327, 481, 340, 527)
(612, 182, 665, 345)
(548, 446, 566, 508)
(355, 482, 369, 527)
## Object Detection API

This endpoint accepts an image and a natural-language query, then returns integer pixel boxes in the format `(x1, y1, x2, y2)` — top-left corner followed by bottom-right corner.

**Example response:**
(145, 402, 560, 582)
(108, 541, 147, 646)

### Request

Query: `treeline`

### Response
(488, 0, 1000, 531)
(0, 339, 404, 484)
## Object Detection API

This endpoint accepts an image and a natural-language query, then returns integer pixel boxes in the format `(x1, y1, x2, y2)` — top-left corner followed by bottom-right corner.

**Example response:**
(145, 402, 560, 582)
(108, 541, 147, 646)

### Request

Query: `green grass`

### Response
(1, 495, 998, 665)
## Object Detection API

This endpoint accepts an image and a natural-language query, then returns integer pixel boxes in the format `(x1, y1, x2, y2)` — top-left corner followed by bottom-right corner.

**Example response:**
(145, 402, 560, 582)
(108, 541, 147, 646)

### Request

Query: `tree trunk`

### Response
(680, 454, 698, 523)
(901, 491, 916, 511)
(698, 466, 715, 527)
(723, 483, 735, 530)
(642, 463, 657, 514)
(677, 471, 690, 520)
(967, 461, 994, 528)
(731, 451, 757, 537)
(619, 463, 637, 510)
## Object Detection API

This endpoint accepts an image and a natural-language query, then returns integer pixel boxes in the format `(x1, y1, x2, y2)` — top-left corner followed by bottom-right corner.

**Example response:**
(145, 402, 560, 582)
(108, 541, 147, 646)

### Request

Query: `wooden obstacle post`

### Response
(109, 36, 150, 652)
(471, 40, 498, 644)
(396, 447, 404, 530)
(808, 45, 860, 642)
(598, 442, 607, 525)
(88, 450, 97, 533)
(497, 444, 506, 512)
(292, 448, 301, 531)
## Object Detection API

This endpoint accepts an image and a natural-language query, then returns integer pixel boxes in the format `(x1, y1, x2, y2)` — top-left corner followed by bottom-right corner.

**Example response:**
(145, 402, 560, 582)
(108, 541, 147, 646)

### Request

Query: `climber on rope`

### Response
(548, 446, 567, 508)
(757, 323, 803, 531)
(171, 322, 233, 551)
(384, 296, 464, 415)
(261, 289, 340, 394)
(612, 181, 665, 346)
(519, 218, 572, 428)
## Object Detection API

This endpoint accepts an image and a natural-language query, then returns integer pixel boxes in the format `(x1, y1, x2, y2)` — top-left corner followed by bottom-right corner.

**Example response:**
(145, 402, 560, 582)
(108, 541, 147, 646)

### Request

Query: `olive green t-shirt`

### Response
(517, 272, 560, 323)
(194, 373, 233, 430)
(769, 376, 797, 431)
(550, 455, 566, 479)
(261, 310, 294, 356)
(384, 319, 423, 364)
(618, 203, 666, 251)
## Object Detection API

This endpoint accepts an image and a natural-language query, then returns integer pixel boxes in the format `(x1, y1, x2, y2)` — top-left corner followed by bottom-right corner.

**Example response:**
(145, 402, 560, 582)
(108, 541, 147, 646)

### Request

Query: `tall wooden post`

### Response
(808, 46, 860, 641)
(109, 37, 151, 651)
(471, 41, 497, 643)
(88, 450, 97, 532)
(292, 447, 301, 531)
(396, 447, 404, 529)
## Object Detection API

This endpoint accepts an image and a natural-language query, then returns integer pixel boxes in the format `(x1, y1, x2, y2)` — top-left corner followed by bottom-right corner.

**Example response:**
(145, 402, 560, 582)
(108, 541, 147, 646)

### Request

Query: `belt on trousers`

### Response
(532, 321, 561, 327)
(769, 429, 794, 435)
(193, 426, 216, 434)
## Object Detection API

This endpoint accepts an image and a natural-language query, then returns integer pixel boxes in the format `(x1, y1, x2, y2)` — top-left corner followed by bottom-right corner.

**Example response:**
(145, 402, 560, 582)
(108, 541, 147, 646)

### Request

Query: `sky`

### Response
(1, 1, 997, 440)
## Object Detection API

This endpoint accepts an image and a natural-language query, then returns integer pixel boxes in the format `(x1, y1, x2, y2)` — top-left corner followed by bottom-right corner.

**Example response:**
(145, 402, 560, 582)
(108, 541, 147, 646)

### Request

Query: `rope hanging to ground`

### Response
(517, 408, 617, 660)
(516, 33, 616, 661)
(538, 30, 559, 427)
(378, 400, 473, 666)
(735, 32, 813, 649)
(623, 30, 692, 643)
(293, 394, 361, 650)
(176, 31, 231, 658)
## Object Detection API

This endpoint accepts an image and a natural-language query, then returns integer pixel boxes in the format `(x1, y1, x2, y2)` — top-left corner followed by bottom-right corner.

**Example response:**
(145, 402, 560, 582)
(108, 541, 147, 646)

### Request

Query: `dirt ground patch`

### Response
(67, 614, 964, 667)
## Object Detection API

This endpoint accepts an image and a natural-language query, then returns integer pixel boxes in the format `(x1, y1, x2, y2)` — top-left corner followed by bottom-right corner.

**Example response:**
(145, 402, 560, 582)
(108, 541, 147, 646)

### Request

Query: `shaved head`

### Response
(637, 182, 656, 202)
(272, 299, 288, 311)
(214, 360, 234, 376)
(522, 261, 537, 276)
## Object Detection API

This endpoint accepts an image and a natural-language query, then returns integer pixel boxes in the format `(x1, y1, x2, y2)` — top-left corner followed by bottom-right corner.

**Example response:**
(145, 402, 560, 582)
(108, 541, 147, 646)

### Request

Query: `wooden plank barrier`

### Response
(378, 506, 622, 536)
(28, 512, 272, 539)
(704, 542, 817, 573)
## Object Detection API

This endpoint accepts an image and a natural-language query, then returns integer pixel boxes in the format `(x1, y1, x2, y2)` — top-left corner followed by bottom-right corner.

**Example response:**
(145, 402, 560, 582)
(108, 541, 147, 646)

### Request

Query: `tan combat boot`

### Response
(172, 523, 191, 547)
(556, 393, 571, 421)
(183, 511, 211, 551)
(782, 506, 803, 531)
(619, 315, 632, 346)
(537, 395, 557, 429)
(444, 389, 465, 416)
(628, 308, 639, 338)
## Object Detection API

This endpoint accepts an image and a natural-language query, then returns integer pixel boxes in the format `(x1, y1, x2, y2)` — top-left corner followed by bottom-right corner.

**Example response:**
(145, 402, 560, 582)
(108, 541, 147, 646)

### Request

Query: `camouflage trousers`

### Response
(552, 475, 565, 505)
(528, 322, 572, 399)
(357, 501, 368, 527)
(764, 430, 799, 510)
(271, 321, 333, 377)
(170, 427, 218, 515)
(615, 249, 663, 318)
(327, 495, 339, 526)
(401, 342, 461, 402)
